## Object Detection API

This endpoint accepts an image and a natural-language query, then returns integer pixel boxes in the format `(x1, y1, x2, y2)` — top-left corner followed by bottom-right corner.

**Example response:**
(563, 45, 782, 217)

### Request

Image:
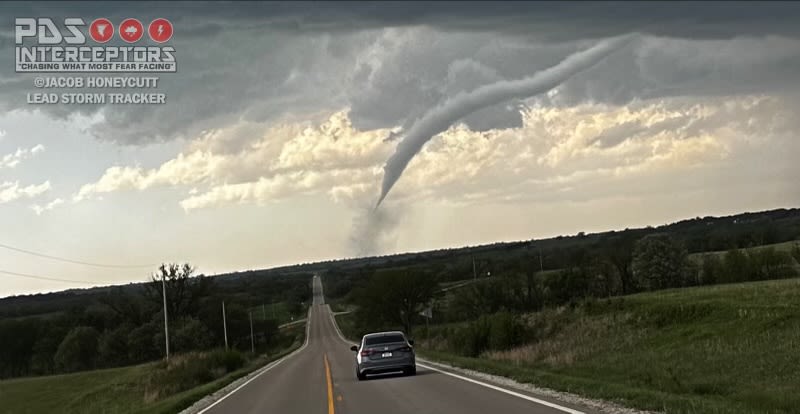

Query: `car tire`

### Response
(356, 370, 366, 381)
(405, 366, 416, 376)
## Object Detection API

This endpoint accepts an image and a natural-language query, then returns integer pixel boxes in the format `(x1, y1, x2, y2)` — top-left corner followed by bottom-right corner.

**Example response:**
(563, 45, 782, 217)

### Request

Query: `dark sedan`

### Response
(351, 331, 416, 380)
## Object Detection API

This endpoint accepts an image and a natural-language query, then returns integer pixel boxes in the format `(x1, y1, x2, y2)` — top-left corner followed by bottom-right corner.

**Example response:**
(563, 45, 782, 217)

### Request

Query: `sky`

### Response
(1, 2, 799, 297)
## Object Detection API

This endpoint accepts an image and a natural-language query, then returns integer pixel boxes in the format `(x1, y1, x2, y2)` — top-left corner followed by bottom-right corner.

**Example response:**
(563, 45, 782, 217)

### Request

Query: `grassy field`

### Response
(691, 240, 799, 259)
(325, 297, 353, 313)
(339, 278, 800, 414)
(247, 301, 306, 325)
(335, 309, 359, 341)
(0, 325, 305, 414)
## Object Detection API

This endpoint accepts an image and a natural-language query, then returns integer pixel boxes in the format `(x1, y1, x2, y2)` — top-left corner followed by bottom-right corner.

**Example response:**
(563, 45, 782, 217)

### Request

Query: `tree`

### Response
(588, 257, 617, 297)
(127, 322, 161, 363)
(99, 325, 132, 367)
(700, 254, 723, 285)
(79, 304, 116, 333)
(518, 250, 544, 310)
(496, 273, 526, 311)
(747, 247, 797, 280)
(0, 319, 38, 378)
(31, 323, 67, 375)
(449, 278, 508, 320)
(222, 302, 251, 350)
(603, 237, 637, 294)
(544, 267, 592, 305)
(256, 318, 280, 347)
(144, 263, 211, 320)
(99, 288, 153, 326)
(54, 326, 100, 372)
(792, 243, 800, 266)
(631, 234, 691, 291)
(353, 270, 439, 334)
(721, 248, 751, 283)
(171, 317, 214, 353)
(286, 298, 303, 317)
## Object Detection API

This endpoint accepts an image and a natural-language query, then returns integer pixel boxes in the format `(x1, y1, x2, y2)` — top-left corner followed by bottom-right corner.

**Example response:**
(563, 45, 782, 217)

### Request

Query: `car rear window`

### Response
(364, 334, 405, 345)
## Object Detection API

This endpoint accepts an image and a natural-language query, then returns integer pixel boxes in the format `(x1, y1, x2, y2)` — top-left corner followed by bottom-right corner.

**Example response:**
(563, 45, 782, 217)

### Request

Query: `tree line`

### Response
(328, 234, 800, 341)
(0, 265, 312, 379)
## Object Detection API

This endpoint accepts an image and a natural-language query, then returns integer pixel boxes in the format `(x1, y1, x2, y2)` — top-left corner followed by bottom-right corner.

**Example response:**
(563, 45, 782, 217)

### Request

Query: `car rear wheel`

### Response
(405, 366, 416, 376)
(356, 369, 366, 381)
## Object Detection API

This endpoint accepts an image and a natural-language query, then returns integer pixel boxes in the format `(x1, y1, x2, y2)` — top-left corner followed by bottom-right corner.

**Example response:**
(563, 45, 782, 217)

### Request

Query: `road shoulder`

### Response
(416, 357, 657, 414)
(178, 306, 313, 414)
(330, 308, 656, 414)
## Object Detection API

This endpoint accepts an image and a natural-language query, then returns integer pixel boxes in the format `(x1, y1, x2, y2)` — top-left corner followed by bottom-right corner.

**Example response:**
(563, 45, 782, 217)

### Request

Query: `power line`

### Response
(0, 242, 157, 269)
(0, 269, 97, 285)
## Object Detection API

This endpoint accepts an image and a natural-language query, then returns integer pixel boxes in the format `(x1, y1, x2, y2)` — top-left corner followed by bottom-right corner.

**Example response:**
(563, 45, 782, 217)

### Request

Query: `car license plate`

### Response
(381, 352, 392, 358)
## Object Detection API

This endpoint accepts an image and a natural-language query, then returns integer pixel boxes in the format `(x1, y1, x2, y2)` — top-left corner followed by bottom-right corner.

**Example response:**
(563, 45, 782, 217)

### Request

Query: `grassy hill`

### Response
(693, 240, 799, 258)
(0, 324, 305, 414)
(397, 278, 800, 414)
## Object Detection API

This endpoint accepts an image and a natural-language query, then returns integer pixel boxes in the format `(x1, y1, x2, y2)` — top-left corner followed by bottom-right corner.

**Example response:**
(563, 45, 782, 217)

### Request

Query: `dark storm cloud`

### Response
(1, 1, 799, 145)
(6, 1, 800, 38)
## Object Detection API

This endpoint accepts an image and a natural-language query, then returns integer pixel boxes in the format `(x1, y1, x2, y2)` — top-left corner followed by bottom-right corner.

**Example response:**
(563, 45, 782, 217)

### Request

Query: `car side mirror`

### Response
(408, 339, 414, 346)
(350, 345, 358, 352)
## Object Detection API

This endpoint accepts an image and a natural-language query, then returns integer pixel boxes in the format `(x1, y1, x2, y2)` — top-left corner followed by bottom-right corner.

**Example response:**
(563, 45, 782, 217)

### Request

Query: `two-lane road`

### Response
(199, 275, 594, 414)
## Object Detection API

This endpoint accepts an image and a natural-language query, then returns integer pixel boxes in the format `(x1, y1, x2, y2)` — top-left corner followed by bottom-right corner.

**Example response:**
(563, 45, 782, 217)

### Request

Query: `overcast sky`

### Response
(1, 2, 799, 297)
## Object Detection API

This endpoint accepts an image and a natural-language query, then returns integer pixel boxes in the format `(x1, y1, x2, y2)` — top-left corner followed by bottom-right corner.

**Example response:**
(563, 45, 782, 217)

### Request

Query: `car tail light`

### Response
(397, 346, 412, 352)
(360, 349, 373, 356)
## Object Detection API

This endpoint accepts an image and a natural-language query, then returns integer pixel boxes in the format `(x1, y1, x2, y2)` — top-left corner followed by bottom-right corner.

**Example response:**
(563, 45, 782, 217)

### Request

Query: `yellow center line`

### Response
(324, 353, 335, 414)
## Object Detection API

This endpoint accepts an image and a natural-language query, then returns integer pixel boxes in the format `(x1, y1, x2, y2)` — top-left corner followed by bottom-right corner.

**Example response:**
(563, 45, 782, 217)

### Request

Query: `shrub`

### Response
(98, 324, 131, 366)
(544, 268, 592, 306)
(207, 349, 246, 373)
(54, 326, 100, 372)
(30, 324, 67, 375)
(747, 247, 797, 280)
(145, 349, 247, 401)
(700, 254, 723, 285)
(449, 312, 528, 357)
(718, 247, 797, 284)
(127, 322, 162, 363)
(632, 234, 691, 290)
(489, 312, 526, 350)
(172, 318, 214, 353)
(450, 317, 491, 357)
(721, 248, 751, 283)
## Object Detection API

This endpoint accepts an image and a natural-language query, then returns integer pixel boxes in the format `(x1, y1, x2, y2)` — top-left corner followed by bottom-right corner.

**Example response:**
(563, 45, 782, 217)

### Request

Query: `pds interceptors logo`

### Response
(15, 17, 176, 73)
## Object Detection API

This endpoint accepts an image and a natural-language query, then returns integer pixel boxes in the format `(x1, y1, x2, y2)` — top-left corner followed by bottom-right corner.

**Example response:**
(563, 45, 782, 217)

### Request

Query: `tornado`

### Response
(376, 34, 636, 207)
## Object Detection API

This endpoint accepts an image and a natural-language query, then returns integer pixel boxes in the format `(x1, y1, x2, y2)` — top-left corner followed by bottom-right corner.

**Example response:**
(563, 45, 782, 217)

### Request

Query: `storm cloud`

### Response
(1, 2, 800, 147)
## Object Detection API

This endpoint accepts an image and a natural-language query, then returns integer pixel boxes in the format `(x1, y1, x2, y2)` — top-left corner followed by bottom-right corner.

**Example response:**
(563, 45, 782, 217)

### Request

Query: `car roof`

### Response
(363, 331, 405, 338)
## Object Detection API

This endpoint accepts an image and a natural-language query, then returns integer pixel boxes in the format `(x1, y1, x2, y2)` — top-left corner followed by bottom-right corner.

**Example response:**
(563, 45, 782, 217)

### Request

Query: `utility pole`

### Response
(539, 247, 544, 272)
(222, 301, 229, 351)
(249, 311, 255, 354)
(472, 256, 477, 280)
(419, 306, 432, 342)
(161, 272, 170, 361)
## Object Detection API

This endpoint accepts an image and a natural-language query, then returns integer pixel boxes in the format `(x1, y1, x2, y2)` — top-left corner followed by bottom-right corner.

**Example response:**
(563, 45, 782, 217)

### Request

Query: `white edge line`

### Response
(326, 305, 584, 414)
(196, 304, 313, 414)
(416, 362, 585, 414)
(327, 304, 349, 345)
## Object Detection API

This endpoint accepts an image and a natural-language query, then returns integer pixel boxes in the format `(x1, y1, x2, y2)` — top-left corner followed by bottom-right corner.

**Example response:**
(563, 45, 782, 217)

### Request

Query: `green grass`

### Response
(0, 326, 306, 414)
(439, 280, 477, 289)
(411, 278, 800, 414)
(335, 311, 360, 341)
(691, 240, 800, 259)
(248, 301, 304, 325)
(325, 297, 353, 313)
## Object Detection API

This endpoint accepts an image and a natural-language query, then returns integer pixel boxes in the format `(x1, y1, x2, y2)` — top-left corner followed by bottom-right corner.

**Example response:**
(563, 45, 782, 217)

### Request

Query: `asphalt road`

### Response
(199, 275, 596, 414)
